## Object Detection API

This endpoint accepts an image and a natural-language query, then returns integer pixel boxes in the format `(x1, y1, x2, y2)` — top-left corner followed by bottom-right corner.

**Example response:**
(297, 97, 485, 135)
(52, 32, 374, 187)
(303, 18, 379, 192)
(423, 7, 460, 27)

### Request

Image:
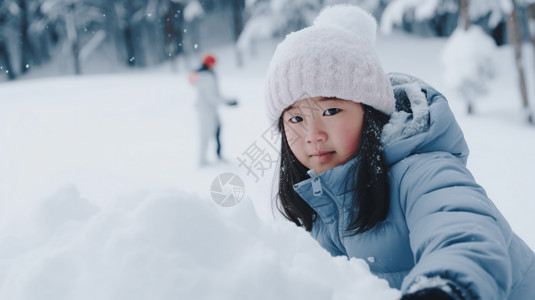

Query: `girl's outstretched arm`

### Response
(395, 151, 513, 300)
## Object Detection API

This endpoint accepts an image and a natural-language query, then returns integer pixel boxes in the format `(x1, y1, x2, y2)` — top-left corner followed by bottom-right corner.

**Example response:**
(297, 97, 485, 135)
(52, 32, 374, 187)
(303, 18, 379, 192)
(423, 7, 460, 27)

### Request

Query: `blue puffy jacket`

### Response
(292, 73, 535, 299)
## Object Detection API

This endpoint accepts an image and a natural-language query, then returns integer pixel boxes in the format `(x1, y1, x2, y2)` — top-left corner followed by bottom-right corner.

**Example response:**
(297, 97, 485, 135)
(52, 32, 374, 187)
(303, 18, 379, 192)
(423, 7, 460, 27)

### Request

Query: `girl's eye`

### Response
(289, 116, 303, 123)
(323, 108, 340, 116)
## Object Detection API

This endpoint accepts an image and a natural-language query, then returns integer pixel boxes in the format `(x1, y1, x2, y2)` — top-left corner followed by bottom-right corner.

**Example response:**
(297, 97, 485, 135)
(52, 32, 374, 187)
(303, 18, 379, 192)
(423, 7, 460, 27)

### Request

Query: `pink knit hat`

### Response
(264, 5, 395, 123)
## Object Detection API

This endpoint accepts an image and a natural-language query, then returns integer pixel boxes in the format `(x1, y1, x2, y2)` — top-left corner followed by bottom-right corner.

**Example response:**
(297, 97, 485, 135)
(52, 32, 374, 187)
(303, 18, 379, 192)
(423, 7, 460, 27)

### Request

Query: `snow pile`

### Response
(0, 184, 400, 300)
(441, 26, 497, 110)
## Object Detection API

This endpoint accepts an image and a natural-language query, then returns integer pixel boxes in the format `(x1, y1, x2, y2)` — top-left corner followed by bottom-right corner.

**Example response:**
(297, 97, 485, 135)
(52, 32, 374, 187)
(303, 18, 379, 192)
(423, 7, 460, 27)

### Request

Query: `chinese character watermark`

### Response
(236, 141, 278, 182)
(236, 92, 325, 182)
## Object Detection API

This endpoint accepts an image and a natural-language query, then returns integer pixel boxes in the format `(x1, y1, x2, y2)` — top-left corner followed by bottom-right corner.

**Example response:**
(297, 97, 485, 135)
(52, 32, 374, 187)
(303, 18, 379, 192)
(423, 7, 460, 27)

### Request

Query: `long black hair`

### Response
(275, 104, 391, 234)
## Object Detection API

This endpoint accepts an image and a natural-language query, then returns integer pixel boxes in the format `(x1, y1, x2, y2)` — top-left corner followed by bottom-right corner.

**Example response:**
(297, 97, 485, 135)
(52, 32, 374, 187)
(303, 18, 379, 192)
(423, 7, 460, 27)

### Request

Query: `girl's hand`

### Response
(226, 99, 238, 106)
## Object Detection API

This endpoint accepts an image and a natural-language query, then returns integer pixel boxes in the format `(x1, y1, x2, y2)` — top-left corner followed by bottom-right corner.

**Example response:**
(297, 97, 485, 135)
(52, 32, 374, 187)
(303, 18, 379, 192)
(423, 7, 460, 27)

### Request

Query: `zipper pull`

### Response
(307, 169, 323, 196)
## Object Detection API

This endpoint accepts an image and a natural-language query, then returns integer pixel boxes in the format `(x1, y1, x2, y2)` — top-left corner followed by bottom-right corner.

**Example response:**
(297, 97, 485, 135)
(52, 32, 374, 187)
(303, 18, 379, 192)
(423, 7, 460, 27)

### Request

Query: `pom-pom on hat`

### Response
(264, 5, 395, 123)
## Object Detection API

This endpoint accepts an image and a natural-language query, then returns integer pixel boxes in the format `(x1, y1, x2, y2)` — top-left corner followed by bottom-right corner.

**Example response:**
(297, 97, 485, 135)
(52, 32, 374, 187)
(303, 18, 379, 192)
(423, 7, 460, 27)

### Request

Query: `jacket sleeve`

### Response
(396, 152, 513, 300)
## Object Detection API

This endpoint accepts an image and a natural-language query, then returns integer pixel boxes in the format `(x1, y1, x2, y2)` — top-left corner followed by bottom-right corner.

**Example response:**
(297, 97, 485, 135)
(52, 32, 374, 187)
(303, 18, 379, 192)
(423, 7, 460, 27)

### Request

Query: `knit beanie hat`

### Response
(264, 5, 395, 123)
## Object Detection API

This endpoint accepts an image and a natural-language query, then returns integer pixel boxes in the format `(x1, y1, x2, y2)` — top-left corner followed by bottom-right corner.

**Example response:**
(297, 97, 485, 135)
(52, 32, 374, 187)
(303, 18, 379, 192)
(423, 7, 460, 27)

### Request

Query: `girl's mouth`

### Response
(314, 151, 335, 164)
(311, 151, 335, 157)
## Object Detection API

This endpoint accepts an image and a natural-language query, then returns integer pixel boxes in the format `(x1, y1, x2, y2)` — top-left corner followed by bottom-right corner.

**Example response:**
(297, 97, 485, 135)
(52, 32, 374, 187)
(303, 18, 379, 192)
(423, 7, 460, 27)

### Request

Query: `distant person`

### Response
(264, 5, 535, 300)
(189, 53, 237, 166)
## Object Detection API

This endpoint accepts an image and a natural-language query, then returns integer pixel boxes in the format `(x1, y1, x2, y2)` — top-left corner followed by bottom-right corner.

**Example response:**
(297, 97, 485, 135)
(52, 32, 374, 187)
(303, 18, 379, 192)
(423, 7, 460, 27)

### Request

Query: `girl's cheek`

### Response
(285, 126, 305, 142)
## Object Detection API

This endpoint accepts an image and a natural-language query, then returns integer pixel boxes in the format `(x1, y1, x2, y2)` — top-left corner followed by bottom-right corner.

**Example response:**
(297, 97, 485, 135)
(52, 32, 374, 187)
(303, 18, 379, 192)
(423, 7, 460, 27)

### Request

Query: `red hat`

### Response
(202, 53, 216, 68)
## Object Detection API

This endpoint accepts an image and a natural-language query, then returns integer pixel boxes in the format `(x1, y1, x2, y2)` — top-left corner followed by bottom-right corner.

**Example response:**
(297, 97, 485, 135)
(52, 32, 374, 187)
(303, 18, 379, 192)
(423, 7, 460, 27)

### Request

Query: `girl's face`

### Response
(282, 97, 364, 174)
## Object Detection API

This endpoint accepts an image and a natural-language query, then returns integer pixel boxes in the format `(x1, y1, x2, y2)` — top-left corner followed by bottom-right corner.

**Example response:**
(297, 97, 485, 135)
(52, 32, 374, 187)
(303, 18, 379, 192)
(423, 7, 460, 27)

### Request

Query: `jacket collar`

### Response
(383, 72, 469, 167)
(292, 156, 360, 221)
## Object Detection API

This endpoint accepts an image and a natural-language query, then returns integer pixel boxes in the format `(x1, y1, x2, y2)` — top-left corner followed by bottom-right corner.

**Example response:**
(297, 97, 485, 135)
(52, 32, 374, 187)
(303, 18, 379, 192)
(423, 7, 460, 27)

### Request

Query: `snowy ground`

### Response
(0, 33, 534, 299)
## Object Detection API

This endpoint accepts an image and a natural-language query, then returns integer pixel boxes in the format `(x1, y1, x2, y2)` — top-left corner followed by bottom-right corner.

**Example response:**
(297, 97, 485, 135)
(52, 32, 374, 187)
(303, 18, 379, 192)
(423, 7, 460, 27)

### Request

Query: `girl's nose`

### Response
(305, 119, 327, 143)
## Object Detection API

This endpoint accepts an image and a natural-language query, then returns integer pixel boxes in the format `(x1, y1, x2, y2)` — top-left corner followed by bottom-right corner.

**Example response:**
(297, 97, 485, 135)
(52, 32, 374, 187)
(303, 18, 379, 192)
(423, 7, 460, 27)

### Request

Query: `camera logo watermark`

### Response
(210, 173, 245, 207)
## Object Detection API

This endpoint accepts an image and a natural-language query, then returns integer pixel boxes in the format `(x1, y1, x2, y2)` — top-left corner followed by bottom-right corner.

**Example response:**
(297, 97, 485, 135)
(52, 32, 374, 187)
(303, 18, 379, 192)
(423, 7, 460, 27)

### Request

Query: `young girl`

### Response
(264, 5, 535, 300)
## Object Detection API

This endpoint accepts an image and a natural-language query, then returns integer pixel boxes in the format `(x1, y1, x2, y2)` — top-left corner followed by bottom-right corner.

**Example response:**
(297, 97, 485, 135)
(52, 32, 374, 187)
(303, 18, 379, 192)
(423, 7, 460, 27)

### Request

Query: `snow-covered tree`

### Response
(35, 0, 108, 74)
(440, 0, 497, 115)
(380, 0, 507, 37)
(380, 0, 458, 35)
(0, 0, 220, 80)
(117, 0, 205, 69)
(323, 0, 383, 13)
(384, 0, 534, 124)
(237, 0, 321, 57)
(441, 26, 497, 114)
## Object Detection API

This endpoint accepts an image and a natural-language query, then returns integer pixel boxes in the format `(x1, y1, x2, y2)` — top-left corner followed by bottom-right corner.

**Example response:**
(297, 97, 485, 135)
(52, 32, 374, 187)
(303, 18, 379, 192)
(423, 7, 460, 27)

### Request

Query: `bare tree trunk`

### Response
(528, 4, 535, 112)
(122, 0, 148, 67)
(65, 2, 81, 75)
(123, 26, 136, 67)
(459, 0, 470, 31)
(231, 0, 244, 67)
(164, 1, 186, 72)
(175, 2, 186, 70)
(164, 2, 177, 72)
(459, 0, 473, 114)
(0, 40, 16, 80)
(529, 5, 535, 48)
(19, 0, 32, 74)
(507, 0, 533, 125)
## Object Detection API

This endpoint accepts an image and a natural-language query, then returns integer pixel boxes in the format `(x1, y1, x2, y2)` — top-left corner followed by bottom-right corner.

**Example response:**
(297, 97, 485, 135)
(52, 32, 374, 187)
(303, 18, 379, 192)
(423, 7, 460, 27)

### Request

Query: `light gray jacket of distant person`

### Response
(194, 69, 232, 130)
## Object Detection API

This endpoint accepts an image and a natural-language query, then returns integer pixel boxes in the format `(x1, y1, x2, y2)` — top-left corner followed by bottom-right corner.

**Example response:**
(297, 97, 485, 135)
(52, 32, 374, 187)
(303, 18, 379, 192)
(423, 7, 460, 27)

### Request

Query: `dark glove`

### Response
(227, 99, 238, 106)
(402, 276, 469, 300)
(401, 287, 460, 300)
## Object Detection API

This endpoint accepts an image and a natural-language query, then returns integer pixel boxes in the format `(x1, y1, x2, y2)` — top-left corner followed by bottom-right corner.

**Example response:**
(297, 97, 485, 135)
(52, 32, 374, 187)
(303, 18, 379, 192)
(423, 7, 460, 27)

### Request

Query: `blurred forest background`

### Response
(1, 0, 535, 122)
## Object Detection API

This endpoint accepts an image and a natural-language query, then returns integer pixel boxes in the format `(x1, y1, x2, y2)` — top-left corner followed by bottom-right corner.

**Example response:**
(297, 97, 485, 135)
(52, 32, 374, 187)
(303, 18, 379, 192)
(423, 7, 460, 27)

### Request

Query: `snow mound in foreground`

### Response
(0, 185, 400, 300)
